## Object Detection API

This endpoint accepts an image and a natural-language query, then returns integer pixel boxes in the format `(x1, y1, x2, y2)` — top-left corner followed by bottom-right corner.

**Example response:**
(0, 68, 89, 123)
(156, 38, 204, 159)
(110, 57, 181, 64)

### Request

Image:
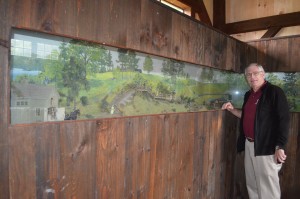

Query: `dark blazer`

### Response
(237, 81, 290, 156)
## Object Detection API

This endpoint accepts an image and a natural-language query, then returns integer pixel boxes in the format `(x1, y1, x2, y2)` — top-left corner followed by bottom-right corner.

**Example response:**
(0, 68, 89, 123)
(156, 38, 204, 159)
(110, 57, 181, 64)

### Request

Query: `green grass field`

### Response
(61, 71, 229, 119)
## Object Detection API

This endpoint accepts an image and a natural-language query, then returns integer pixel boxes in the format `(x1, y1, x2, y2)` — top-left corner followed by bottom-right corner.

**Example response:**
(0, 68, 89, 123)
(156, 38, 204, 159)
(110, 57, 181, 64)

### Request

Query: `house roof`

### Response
(11, 83, 59, 99)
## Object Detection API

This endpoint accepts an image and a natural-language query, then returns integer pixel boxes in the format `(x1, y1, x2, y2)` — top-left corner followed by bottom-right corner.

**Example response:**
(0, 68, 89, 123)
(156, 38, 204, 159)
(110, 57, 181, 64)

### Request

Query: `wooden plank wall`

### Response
(7, 111, 238, 198)
(0, 0, 253, 71)
(226, 0, 300, 41)
(247, 35, 300, 72)
(0, 0, 299, 199)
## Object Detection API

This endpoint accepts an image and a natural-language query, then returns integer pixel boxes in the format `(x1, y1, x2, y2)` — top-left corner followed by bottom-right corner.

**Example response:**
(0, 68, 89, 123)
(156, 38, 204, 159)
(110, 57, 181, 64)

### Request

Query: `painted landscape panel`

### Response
(10, 29, 300, 124)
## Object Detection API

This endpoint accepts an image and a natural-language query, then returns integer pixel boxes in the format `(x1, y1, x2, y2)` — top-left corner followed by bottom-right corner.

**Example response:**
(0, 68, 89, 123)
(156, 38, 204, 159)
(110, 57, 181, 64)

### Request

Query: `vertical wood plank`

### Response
(126, 0, 141, 50)
(35, 124, 61, 199)
(76, 0, 98, 40)
(237, 42, 245, 72)
(221, 111, 239, 198)
(0, 37, 10, 199)
(213, 111, 226, 199)
(203, 27, 212, 67)
(140, 0, 154, 55)
(170, 14, 191, 61)
(165, 114, 177, 198)
(246, 44, 257, 66)
(147, 115, 159, 199)
(219, 34, 228, 69)
(9, 126, 37, 199)
(171, 13, 183, 59)
(289, 37, 300, 72)
(124, 117, 139, 198)
(181, 18, 192, 61)
(115, 118, 126, 199)
(94, 0, 110, 42)
(207, 111, 216, 198)
(11, 0, 32, 27)
(30, 0, 55, 32)
(192, 24, 205, 65)
(109, 0, 128, 47)
(59, 121, 96, 198)
(96, 119, 118, 199)
(153, 115, 171, 198)
(281, 114, 300, 199)
(200, 111, 211, 198)
(0, 1, 11, 198)
(212, 31, 227, 69)
(211, 30, 220, 69)
(53, 0, 78, 36)
(256, 40, 267, 68)
(136, 116, 151, 199)
(192, 112, 202, 199)
(140, 0, 172, 57)
(273, 39, 289, 71)
(179, 113, 194, 199)
(225, 38, 235, 71)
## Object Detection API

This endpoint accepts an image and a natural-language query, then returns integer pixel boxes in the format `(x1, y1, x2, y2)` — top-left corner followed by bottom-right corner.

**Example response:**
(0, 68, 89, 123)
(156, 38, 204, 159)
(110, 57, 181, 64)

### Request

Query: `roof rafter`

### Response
(177, 0, 212, 26)
(223, 12, 300, 35)
(261, 26, 282, 38)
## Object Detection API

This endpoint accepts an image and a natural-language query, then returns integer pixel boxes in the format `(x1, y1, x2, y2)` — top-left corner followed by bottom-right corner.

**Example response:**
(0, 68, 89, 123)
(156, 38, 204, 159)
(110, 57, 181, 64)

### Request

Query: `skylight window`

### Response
(158, 0, 184, 13)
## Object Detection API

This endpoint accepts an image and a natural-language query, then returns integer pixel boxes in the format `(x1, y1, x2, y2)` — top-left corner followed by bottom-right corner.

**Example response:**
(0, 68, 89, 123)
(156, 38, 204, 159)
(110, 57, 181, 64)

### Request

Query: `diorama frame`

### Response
(9, 28, 300, 124)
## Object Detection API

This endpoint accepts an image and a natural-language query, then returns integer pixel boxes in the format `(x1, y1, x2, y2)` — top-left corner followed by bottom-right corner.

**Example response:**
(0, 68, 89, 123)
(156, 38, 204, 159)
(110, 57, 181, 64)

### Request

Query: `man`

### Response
(222, 63, 290, 199)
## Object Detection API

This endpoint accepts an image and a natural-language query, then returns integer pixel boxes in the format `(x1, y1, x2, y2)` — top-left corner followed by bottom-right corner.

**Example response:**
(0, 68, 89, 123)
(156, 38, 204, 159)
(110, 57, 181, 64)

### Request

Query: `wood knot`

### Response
(152, 31, 167, 50)
(71, 136, 87, 161)
(42, 19, 53, 32)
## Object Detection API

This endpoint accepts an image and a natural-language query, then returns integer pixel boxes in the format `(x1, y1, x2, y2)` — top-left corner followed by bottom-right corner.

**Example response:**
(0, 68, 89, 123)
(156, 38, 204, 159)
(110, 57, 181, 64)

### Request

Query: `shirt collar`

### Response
(251, 80, 267, 94)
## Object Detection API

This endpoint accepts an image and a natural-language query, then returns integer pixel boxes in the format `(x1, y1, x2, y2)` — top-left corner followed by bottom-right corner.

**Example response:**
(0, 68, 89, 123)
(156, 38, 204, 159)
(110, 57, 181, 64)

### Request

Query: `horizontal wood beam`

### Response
(223, 12, 300, 34)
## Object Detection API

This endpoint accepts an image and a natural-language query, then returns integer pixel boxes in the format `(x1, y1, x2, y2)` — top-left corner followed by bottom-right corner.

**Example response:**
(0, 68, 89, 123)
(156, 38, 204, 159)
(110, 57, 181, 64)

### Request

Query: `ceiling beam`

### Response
(223, 12, 300, 35)
(261, 26, 282, 38)
(177, 0, 212, 26)
(213, 0, 225, 30)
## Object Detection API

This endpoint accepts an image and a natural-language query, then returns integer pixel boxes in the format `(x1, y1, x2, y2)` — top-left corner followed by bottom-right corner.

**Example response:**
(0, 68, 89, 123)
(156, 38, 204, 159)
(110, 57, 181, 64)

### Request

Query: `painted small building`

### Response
(10, 83, 65, 124)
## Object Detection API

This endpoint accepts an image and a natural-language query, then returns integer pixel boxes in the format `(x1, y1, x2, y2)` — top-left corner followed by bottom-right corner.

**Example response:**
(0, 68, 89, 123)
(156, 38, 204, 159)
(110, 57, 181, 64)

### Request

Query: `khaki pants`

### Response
(244, 140, 282, 199)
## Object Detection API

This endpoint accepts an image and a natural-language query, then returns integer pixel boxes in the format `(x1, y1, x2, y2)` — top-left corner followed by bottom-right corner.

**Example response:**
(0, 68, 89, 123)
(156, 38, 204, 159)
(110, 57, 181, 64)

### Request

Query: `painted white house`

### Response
(10, 83, 65, 124)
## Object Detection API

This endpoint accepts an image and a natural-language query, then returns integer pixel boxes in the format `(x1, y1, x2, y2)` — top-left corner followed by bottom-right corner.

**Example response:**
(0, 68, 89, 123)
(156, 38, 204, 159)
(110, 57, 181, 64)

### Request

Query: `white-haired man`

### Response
(222, 63, 290, 199)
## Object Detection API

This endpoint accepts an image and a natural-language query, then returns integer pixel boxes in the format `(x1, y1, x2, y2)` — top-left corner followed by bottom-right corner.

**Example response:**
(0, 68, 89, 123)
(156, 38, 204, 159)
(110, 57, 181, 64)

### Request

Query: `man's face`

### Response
(245, 65, 265, 91)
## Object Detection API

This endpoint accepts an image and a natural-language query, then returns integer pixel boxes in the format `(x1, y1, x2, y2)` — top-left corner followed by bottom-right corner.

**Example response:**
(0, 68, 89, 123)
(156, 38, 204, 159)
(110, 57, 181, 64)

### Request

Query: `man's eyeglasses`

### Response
(245, 71, 262, 78)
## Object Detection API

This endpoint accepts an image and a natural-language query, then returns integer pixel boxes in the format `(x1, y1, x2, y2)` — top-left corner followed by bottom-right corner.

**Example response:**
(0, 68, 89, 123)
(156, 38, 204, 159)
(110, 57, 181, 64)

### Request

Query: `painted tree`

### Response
(265, 73, 282, 86)
(283, 73, 297, 96)
(143, 55, 153, 73)
(116, 49, 140, 78)
(283, 72, 299, 110)
(296, 73, 300, 94)
(56, 42, 93, 109)
(116, 49, 128, 79)
(105, 50, 113, 71)
(126, 50, 139, 72)
(61, 56, 89, 109)
(161, 59, 184, 86)
(68, 40, 100, 75)
(199, 67, 214, 83)
(91, 46, 113, 73)
(36, 44, 65, 85)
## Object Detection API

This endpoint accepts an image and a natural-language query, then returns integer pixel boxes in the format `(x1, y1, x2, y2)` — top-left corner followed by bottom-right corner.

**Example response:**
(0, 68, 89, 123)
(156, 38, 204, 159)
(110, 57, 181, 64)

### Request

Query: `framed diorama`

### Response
(10, 28, 300, 124)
